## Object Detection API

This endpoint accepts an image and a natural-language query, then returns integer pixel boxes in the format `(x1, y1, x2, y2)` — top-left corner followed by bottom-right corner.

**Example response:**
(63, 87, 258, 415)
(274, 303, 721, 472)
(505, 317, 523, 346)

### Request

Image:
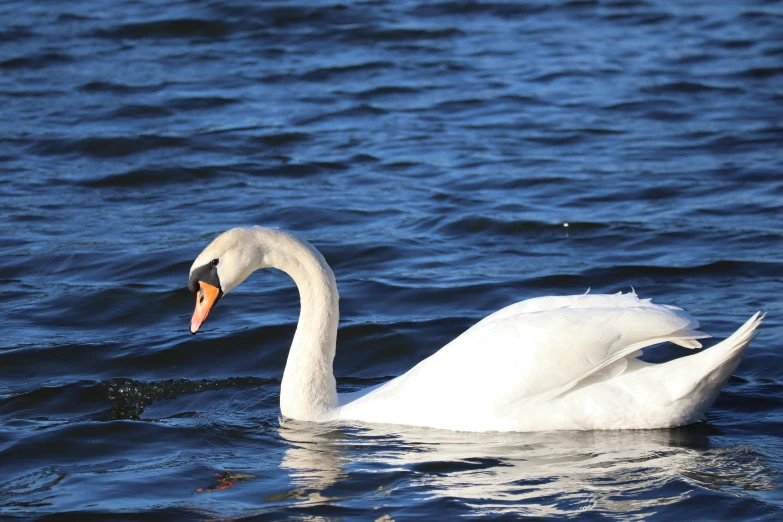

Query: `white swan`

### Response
(188, 227, 763, 432)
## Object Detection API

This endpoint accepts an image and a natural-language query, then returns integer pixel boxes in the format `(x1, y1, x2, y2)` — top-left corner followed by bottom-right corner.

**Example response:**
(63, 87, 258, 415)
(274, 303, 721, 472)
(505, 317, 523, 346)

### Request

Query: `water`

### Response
(1, 0, 782, 519)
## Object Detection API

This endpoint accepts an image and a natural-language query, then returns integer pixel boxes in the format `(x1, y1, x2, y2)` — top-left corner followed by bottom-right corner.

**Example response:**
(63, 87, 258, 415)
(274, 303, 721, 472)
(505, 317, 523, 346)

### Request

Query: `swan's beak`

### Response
(191, 281, 221, 334)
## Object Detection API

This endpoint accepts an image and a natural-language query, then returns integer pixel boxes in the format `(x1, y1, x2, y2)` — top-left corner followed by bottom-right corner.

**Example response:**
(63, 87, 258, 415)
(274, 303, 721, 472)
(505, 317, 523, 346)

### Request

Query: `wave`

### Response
(738, 66, 783, 79)
(78, 81, 171, 94)
(103, 376, 274, 420)
(298, 61, 395, 82)
(31, 135, 186, 158)
(437, 216, 608, 236)
(0, 52, 72, 69)
(643, 81, 744, 94)
(93, 18, 231, 40)
(79, 165, 219, 187)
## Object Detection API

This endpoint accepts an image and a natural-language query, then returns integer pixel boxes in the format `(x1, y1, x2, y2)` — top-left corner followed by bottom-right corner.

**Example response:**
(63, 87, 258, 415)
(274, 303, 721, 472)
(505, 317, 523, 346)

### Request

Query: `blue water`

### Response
(1, 0, 782, 519)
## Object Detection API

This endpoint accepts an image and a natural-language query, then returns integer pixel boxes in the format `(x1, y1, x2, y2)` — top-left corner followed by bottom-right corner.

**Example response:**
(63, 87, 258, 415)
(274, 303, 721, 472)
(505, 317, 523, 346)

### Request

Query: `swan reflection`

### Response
(277, 419, 775, 518)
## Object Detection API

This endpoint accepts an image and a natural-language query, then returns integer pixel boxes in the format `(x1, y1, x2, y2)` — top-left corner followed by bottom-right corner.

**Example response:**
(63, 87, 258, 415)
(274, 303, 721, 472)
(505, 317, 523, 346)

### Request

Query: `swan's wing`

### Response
(341, 292, 708, 424)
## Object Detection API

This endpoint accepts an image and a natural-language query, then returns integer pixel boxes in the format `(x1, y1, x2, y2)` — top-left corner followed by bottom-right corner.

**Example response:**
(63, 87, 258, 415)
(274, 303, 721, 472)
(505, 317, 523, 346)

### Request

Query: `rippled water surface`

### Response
(2, 0, 783, 519)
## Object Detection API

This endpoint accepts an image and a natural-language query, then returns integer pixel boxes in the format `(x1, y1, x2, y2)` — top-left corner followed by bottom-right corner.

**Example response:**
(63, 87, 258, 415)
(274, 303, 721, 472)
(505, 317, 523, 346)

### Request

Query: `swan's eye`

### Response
(211, 259, 219, 267)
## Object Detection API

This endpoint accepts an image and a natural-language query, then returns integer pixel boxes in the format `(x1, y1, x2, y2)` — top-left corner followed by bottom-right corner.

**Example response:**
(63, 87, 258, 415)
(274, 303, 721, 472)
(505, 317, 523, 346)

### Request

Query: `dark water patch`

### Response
(411, 1, 550, 18)
(31, 135, 186, 158)
(0, 25, 34, 42)
(586, 260, 783, 283)
(253, 504, 371, 521)
(416, 58, 472, 72)
(95, 18, 232, 40)
(519, 260, 783, 296)
(104, 103, 174, 119)
(437, 215, 606, 237)
(716, 382, 783, 416)
(335, 317, 473, 376)
(378, 160, 420, 171)
(353, 85, 421, 100)
(562, 0, 601, 9)
(248, 204, 396, 235)
(603, 98, 680, 112)
(602, 10, 674, 25)
(603, 0, 656, 7)
(525, 133, 584, 146)
(496, 93, 549, 106)
(740, 9, 783, 23)
(166, 95, 239, 111)
(33, 508, 214, 522)
(347, 153, 379, 164)
(410, 457, 508, 475)
(0, 88, 68, 99)
(112, 321, 295, 379)
(339, 26, 464, 43)
(739, 66, 783, 79)
(104, 377, 274, 420)
(672, 53, 717, 66)
(212, 2, 367, 31)
(7, 285, 186, 341)
(566, 126, 625, 135)
(0, 420, 203, 473)
(0, 340, 121, 385)
(79, 81, 169, 94)
(320, 242, 403, 272)
(751, 125, 783, 139)
(296, 104, 388, 126)
(480, 174, 571, 191)
(0, 380, 108, 420)
(434, 97, 488, 111)
(299, 61, 395, 82)
(56, 12, 95, 23)
(719, 39, 756, 49)
(643, 109, 692, 122)
(5, 212, 50, 223)
(683, 133, 783, 155)
(1, 325, 290, 392)
(335, 376, 393, 395)
(635, 186, 684, 200)
(643, 81, 744, 95)
(250, 132, 311, 146)
(0, 52, 72, 69)
(244, 161, 349, 179)
(78, 165, 221, 188)
(530, 69, 598, 83)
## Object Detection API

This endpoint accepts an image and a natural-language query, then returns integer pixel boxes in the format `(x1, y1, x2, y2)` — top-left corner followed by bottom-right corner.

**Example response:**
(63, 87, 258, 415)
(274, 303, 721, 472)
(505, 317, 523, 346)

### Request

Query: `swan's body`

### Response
(188, 227, 762, 432)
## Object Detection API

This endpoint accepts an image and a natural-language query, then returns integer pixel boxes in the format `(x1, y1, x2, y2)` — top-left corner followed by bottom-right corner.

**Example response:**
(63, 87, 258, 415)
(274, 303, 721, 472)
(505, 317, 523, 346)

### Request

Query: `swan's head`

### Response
(188, 228, 269, 334)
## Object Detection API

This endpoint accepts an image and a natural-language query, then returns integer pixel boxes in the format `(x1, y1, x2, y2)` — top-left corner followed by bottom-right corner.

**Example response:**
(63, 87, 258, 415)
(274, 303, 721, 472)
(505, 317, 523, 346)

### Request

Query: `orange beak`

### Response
(191, 281, 221, 334)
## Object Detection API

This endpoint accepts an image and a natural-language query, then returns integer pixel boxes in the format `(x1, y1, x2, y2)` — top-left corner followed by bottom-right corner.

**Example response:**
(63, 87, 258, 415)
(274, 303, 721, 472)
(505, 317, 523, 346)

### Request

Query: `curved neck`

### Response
(257, 229, 339, 420)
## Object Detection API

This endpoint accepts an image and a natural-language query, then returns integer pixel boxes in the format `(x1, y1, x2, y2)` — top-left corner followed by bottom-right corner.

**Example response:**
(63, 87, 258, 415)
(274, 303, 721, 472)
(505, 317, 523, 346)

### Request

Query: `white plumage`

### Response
(190, 227, 763, 432)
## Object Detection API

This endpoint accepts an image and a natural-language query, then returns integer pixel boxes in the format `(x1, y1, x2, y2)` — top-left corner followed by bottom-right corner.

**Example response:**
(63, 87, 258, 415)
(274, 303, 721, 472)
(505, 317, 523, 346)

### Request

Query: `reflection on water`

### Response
(273, 423, 352, 505)
(277, 419, 776, 519)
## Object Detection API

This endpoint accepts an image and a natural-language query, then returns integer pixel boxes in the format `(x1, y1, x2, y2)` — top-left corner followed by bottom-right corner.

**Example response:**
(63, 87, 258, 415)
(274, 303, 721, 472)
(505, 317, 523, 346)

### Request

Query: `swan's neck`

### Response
(261, 230, 339, 420)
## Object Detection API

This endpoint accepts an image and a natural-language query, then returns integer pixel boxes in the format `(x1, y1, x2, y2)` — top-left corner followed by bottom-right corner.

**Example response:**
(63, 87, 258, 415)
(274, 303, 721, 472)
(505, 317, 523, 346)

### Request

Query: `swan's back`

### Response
(336, 292, 725, 431)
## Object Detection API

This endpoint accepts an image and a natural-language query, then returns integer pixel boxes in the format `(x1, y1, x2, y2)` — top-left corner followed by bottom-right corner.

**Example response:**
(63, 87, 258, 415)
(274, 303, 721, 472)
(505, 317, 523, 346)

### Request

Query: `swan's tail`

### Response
(671, 312, 764, 402)
(704, 312, 764, 374)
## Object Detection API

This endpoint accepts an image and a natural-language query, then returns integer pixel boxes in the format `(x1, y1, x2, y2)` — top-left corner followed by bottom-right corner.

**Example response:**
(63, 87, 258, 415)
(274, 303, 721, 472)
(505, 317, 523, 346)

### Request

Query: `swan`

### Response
(188, 227, 763, 432)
